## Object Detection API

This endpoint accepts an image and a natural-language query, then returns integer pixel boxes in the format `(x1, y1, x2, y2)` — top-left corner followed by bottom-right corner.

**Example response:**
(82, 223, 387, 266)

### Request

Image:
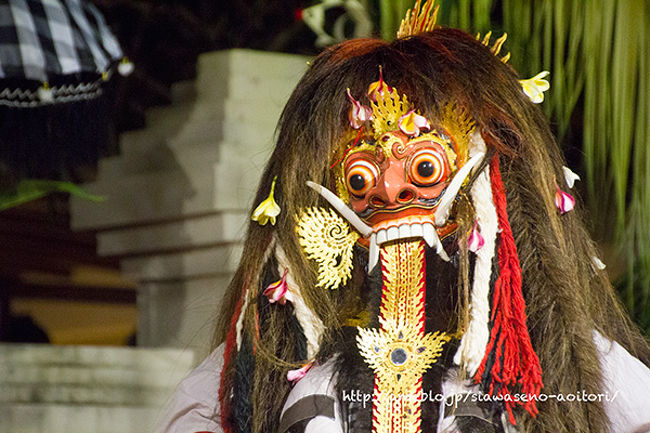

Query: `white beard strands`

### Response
(235, 289, 250, 352)
(453, 132, 497, 375)
(235, 236, 277, 351)
(275, 243, 326, 360)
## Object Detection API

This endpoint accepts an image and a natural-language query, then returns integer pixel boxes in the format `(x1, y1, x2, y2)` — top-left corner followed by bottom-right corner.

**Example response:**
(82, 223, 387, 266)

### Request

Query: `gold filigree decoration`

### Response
(378, 240, 426, 323)
(368, 329, 449, 433)
(357, 240, 449, 433)
(334, 167, 349, 204)
(346, 140, 380, 159)
(371, 88, 410, 140)
(477, 31, 511, 63)
(296, 207, 360, 290)
(439, 102, 476, 168)
(357, 320, 449, 394)
(397, 0, 439, 39)
(349, 135, 401, 161)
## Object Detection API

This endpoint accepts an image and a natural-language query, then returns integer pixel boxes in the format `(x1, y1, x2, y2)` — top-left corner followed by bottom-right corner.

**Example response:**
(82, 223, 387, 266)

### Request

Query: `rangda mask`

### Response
(308, 75, 482, 271)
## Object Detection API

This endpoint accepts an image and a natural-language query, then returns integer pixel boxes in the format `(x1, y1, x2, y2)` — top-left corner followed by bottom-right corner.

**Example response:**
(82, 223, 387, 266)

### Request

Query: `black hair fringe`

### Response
(232, 337, 255, 433)
(334, 326, 375, 432)
(478, 251, 501, 392)
(288, 307, 308, 361)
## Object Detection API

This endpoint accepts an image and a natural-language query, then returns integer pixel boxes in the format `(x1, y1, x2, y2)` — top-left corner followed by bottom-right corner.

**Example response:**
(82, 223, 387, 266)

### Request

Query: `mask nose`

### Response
(368, 168, 416, 209)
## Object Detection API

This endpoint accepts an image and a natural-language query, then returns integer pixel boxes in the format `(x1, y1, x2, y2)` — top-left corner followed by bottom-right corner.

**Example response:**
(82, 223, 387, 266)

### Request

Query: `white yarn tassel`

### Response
(236, 236, 277, 350)
(275, 244, 326, 359)
(235, 287, 250, 351)
(453, 132, 497, 375)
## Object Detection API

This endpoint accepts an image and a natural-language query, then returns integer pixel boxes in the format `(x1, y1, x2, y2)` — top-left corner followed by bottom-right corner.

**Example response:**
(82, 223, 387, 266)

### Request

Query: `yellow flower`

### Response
(519, 71, 550, 104)
(251, 176, 281, 226)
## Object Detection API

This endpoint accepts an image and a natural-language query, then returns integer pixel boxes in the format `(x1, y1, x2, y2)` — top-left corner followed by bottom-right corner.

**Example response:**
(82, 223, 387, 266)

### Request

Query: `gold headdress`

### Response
(477, 31, 511, 63)
(398, 0, 510, 65)
(370, 88, 410, 140)
(397, 0, 439, 38)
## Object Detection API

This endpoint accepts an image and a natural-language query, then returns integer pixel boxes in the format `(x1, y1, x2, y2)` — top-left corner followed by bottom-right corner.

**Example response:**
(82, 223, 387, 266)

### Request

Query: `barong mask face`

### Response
(344, 131, 452, 218)
(306, 77, 480, 272)
(338, 81, 465, 259)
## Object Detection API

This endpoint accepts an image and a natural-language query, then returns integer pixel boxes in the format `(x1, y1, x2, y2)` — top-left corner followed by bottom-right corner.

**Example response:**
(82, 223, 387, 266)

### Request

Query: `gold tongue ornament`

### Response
(357, 239, 449, 433)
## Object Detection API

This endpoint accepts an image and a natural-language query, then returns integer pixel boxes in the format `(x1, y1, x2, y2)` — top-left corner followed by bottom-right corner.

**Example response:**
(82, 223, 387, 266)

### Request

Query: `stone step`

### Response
(121, 244, 243, 281)
(0, 403, 163, 433)
(0, 344, 193, 370)
(142, 98, 280, 144)
(97, 212, 249, 256)
(71, 156, 266, 231)
(98, 138, 271, 178)
(4, 382, 166, 406)
(98, 141, 220, 178)
(0, 344, 194, 408)
(196, 49, 309, 102)
(114, 98, 279, 167)
(72, 168, 215, 230)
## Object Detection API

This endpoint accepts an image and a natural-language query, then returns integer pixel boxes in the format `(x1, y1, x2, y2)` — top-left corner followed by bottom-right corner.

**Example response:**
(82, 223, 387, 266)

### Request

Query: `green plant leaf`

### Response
(0, 179, 105, 211)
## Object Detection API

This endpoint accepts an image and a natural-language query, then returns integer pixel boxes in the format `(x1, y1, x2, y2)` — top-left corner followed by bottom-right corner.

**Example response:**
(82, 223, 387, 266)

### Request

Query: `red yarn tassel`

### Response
(474, 155, 543, 424)
(219, 294, 244, 433)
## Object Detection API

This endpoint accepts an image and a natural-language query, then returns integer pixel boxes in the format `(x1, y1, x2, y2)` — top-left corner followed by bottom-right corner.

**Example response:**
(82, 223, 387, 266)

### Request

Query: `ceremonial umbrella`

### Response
(0, 0, 130, 107)
(0, 0, 131, 180)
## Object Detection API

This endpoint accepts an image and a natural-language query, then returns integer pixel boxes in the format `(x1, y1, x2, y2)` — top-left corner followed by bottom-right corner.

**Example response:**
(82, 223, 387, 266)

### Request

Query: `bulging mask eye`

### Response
(346, 159, 378, 196)
(408, 149, 447, 186)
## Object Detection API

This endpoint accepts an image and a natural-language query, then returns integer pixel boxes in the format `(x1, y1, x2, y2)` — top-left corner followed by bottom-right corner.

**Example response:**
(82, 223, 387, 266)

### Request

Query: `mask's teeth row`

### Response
(367, 222, 451, 271)
(305, 180, 452, 270)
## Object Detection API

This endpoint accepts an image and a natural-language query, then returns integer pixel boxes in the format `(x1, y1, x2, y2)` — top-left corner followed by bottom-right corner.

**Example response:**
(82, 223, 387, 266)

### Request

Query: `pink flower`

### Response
(468, 221, 485, 252)
(287, 363, 312, 383)
(262, 269, 293, 305)
(398, 109, 430, 136)
(367, 67, 393, 102)
(555, 184, 575, 214)
(347, 88, 372, 129)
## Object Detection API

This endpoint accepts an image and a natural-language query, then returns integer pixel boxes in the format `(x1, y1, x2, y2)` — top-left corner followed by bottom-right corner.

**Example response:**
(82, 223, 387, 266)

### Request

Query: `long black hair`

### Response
(216, 29, 650, 433)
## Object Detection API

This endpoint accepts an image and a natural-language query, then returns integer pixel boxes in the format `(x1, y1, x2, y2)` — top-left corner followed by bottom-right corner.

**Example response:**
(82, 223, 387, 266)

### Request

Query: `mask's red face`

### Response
(343, 130, 453, 232)
(328, 81, 469, 254)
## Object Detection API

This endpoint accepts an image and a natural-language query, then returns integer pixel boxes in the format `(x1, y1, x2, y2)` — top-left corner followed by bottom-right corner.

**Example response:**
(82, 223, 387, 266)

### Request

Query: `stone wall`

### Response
(70, 49, 308, 359)
(0, 344, 194, 433)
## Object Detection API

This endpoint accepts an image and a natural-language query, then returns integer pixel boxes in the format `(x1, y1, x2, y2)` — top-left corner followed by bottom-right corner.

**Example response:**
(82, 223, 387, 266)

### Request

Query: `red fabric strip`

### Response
(474, 155, 543, 424)
(219, 293, 244, 433)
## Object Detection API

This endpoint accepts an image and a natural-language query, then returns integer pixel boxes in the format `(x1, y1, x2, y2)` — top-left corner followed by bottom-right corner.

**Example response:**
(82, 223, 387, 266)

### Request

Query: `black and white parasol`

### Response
(0, 0, 130, 107)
